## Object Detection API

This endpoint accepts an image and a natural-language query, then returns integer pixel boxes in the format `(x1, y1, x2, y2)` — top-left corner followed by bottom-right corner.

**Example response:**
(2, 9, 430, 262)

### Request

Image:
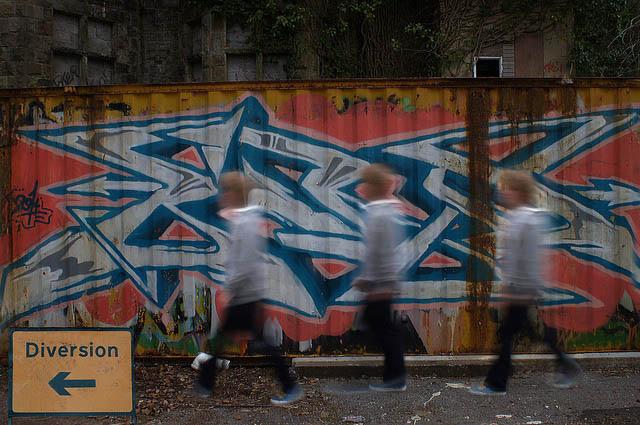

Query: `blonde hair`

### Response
(361, 163, 393, 197)
(500, 170, 536, 204)
(219, 171, 249, 202)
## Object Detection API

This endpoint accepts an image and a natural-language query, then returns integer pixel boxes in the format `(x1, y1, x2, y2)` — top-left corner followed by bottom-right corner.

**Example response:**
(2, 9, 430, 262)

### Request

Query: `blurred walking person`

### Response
(195, 171, 302, 405)
(470, 170, 581, 396)
(354, 164, 407, 391)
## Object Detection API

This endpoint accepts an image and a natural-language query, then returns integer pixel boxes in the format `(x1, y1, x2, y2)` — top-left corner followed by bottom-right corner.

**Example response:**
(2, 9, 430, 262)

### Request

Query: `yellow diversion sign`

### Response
(9, 328, 135, 423)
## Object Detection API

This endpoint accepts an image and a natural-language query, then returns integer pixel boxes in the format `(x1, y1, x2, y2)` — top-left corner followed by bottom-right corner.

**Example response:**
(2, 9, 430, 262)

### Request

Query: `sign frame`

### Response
(8, 327, 136, 424)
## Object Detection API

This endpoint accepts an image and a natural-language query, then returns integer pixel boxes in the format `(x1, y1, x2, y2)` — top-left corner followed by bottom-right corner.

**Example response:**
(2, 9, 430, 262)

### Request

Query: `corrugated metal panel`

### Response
(0, 80, 639, 356)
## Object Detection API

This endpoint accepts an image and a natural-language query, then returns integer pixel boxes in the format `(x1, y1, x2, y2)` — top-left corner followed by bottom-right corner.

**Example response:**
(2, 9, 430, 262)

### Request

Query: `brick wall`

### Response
(0, 0, 300, 89)
(140, 0, 184, 84)
(0, 0, 192, 88)
(0, 0, 53, 88)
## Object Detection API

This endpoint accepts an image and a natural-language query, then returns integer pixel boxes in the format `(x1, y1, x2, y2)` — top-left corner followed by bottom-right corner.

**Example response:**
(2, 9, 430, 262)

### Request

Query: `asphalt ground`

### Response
(1, 356, 639, 424)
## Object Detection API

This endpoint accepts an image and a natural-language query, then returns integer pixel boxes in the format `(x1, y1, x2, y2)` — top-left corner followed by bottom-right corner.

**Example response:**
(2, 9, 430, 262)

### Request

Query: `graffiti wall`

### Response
(1, 81, 639, 355)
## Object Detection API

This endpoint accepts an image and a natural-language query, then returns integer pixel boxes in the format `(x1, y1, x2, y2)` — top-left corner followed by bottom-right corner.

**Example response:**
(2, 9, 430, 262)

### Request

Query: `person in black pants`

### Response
(363, 298, 406, 386)
(354, 164, 407, 391)
(483, 304, 579, 393)
(471, 170, 581, 396)
(195, 171, 301, 405)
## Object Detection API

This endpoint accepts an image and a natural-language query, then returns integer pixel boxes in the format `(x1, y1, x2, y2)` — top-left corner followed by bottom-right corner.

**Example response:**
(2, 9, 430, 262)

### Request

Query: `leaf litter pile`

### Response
(135, 360, 338, 423)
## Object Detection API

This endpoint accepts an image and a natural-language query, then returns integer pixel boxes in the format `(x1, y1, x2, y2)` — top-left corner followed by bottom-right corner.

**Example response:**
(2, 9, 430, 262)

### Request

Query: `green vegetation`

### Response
(570, 0, 640, 77)
(190, 0, 640, 78)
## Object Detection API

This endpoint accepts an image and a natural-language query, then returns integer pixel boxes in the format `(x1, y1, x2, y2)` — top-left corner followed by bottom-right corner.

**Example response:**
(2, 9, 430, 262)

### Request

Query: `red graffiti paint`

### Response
(83, 280, 146, 326)
(540, 251, 629, 332)
(1, 139, 107, 265)
(276, 94, 462, 145)
(552, 130, 640, 187)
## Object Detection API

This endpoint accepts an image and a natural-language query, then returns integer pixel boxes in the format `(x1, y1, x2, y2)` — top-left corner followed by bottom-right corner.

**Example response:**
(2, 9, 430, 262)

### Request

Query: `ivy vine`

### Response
(188, 0, 639, 78)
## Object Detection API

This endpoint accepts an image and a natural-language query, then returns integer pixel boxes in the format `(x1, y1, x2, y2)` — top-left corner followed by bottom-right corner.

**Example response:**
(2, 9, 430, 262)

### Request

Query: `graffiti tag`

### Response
(5, 181, 53, 230)
(53, 65, 80, 87)
(544, 60, 563, 74)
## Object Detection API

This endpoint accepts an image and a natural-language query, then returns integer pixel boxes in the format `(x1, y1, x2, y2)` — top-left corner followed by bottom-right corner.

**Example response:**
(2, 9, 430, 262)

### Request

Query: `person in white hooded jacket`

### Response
(471, 170, 581, 396)
(354, 164, 407, 391)
(195, 171, 301, 405)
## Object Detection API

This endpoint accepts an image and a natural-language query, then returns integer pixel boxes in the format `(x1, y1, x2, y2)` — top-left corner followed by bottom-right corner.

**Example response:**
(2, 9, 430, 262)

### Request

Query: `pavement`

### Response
(1, 353, 639, 424)
(292, 352, 640, 378)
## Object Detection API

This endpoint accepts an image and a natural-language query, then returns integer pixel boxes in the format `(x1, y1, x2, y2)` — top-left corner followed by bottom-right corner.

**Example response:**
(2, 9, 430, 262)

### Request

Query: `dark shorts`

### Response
(221, 301, 261, 334)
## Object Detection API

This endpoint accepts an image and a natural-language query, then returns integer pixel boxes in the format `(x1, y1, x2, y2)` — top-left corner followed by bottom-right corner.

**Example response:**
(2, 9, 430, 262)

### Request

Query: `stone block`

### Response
(54, 0, 86, 16)
(15, 2, 24, 17)
(40, 20, 53, 35)
(211, 54, 225, 67)
(115, 62, 129, 73)
(25, 61, 49, 76)
(6, 60, 19, 76)
(226, 25, 251, 49)
(36, 77, 51, 86)
(9, 47, 23, 62)
(6, 76, 22, 88)
(212, 64, 225, 81)
(0, 2, 17, 18)
(32, 48, 49, 63)
(161, 0, 179, 8)
(53, 12, 79, 49)
(26, 19, 41, 33)
(88, 18, 113, 56)
(87, 59, 113, 85)
(4, 17, 22, 33)
(31, 0, 52, 7)
(24, 4, 45, 20)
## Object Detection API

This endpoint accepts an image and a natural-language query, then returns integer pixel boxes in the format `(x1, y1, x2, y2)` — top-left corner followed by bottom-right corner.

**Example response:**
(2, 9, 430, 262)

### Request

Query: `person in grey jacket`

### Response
(471, 170, 580, 396)
(196, 171, 301, 405)
(354, 163, 407, 391)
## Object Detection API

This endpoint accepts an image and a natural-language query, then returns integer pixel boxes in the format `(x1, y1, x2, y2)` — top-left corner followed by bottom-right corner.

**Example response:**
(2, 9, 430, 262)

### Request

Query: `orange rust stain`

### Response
(497, 88, 547, 124)
(464, 89, 496, 352)
(557, 88, 577, 116)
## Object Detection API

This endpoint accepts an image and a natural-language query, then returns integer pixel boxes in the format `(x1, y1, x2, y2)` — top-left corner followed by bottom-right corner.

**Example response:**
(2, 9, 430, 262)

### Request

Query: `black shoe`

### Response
(469, 384, 506, 396)
(271, 383, 303, 405)
(192, 382, 212, 398)
(369, 375, 407, 392)
(554, 357, 582, 388)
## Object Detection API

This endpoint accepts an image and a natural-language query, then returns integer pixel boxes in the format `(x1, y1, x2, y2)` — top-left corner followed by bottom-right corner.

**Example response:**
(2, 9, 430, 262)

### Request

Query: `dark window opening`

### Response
(474, 57, 502, 77)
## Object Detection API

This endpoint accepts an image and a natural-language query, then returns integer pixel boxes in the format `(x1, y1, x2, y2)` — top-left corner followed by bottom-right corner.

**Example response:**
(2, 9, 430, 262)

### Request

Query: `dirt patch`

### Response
(0, 361, 340, 425)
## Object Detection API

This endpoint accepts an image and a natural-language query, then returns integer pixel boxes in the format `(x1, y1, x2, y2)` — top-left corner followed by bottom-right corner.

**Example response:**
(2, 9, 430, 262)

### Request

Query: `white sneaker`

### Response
(191, 352, 212, 370)
(191, 353, 230, 370)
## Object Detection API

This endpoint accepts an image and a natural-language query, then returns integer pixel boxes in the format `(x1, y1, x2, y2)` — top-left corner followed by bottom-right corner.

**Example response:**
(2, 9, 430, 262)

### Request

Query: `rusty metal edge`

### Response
(1, 78, 640, 97)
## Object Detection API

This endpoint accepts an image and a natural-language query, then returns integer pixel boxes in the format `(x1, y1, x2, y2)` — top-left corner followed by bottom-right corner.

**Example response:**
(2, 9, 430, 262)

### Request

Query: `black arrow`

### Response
(48, 371, 96, 396)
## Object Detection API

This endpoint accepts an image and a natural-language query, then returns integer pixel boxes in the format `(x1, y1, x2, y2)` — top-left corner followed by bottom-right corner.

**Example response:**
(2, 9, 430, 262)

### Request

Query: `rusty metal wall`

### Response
(1, 79, 639, 356)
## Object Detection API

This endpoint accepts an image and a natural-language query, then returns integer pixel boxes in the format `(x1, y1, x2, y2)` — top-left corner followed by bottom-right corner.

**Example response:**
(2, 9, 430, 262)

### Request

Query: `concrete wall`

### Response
(543, 16, 572, 78)
(1, 79, 639, 356)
